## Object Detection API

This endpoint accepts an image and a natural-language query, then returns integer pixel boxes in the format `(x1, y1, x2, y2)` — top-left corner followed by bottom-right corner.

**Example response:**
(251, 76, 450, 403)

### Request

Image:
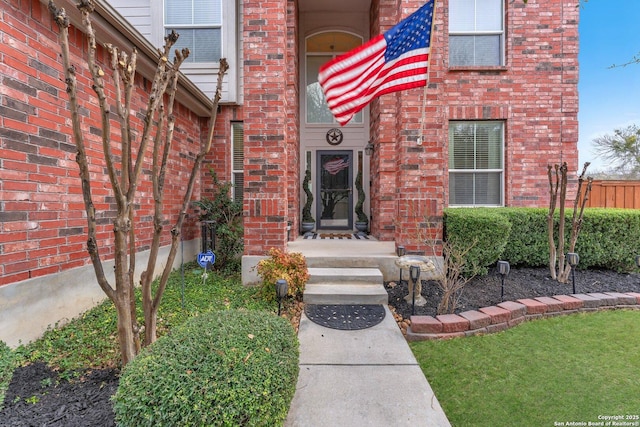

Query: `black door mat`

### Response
(303, 233, 370, 240)
(304, 304, 386, 330)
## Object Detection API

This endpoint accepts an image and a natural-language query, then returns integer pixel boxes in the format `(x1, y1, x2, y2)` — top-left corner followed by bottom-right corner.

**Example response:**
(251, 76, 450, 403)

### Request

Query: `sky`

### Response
(578, 0, 640, 172)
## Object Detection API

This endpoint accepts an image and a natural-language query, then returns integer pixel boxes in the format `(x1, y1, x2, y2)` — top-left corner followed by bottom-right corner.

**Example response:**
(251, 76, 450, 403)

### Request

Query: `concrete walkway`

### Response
(284, 305, 451, 426)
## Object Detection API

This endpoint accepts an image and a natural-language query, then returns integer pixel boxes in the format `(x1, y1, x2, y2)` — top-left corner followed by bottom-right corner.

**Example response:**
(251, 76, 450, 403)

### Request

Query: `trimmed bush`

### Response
(113, 310, 299, 427)
(445, 208, 640, 273)
(256, 248, 309, 302)
(443, 208, 511, 275)
(574, 208, 640, 272)
(496, 208, 550, 267)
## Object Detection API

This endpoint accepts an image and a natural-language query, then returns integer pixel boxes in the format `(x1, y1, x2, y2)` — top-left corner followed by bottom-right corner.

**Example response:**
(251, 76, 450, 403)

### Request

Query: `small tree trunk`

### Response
(114, 288, 137, 365)
(558, 163, 592, 283)
(556, 163, 568, 283)
(547, 165, 558, 280)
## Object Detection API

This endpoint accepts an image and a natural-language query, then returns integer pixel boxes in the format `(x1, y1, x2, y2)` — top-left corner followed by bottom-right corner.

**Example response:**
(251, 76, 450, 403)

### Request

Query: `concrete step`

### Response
(304, 283, 388, 305)
(307, 267, 383, 285)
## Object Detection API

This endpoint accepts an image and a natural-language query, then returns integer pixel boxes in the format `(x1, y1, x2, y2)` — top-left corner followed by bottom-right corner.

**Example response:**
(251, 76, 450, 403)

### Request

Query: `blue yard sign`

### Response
(197, 250, 215, 269)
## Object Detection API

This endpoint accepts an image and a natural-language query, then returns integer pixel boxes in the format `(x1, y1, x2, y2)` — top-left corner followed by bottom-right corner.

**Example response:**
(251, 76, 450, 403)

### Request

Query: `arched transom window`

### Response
(306, 32, 364, 124)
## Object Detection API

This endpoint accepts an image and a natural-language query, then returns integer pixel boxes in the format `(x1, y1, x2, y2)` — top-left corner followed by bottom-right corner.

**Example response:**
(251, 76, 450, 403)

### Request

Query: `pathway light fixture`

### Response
(567, 252, 579, 294)
(497, 260, 510, 302)
(276, 279, 288, 316)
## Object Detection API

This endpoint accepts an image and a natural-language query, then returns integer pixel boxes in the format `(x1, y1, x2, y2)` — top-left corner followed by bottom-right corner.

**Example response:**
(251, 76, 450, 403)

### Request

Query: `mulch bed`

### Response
(2, 267, 639, 425)
(387, 266, 640, 320)
(1, 362, 118, 426)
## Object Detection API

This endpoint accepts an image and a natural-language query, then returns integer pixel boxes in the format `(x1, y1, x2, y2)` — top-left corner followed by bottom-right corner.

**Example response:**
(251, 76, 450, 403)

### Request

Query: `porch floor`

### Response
(287, 237, 399, 281)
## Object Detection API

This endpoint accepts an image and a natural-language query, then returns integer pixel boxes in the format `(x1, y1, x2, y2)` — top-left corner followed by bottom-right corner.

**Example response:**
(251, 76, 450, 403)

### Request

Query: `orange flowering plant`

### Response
(256, 248, 310, 302)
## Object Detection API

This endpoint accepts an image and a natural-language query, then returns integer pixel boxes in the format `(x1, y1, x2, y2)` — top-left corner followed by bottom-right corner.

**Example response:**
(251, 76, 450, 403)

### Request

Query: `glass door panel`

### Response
(317, 151, 352, 229)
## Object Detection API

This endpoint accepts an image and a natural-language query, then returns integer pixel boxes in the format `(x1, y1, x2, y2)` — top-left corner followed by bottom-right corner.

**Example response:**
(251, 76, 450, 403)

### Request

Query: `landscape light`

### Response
(497, 261, 510, 302)
(567, 253, 579, 294)
(276, 279, 288, 316)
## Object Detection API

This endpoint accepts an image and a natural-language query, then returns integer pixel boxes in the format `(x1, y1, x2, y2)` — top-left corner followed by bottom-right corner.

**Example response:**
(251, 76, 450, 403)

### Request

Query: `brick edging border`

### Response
(406, 292, 640, 341)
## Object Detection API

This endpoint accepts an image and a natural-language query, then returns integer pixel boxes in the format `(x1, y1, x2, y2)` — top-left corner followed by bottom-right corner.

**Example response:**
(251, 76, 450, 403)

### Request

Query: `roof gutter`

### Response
(42, 0, 214, 117)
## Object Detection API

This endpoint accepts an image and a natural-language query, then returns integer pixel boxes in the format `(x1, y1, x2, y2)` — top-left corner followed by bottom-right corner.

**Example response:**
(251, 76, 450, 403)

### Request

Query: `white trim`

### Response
(448, 121, 505, 207)
(151, 0, 238, 102)
(448, 0, 505, 67)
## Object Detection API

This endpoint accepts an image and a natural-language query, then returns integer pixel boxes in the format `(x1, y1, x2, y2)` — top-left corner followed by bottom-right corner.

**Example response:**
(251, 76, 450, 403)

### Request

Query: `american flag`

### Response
(323, 157, 349, 175)
(318, 0, 435, 126)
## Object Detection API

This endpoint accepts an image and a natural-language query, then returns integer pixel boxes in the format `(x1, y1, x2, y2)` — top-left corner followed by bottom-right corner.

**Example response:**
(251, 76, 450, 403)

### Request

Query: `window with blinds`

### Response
(449, 121, 504, 206)
(231, 122, 244, 203)
(449, 0, 504, 66)
(164, 0, 221, 63)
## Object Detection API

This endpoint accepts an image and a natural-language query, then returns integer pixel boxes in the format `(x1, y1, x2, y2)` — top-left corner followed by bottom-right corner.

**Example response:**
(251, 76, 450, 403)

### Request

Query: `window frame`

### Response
(305, 31, 365, 126)
(448, 120, 505, 207)
(151, 0, 237, 102)
(448, 0, 505, 68)
(163, 0, 222, 65)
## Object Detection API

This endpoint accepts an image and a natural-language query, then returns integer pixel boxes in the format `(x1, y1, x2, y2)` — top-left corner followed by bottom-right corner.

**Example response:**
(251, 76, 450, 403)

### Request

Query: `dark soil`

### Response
(387, 266, 640, 320)
(2, 267, 639, 426)
(1, 362, 119, 426)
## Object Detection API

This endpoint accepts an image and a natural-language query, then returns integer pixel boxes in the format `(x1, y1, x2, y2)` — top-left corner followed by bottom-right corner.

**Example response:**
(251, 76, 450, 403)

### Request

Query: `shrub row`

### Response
(443, 209, 511, 275)
(114, 309, 299, 427)
(444, 208, 640, 274)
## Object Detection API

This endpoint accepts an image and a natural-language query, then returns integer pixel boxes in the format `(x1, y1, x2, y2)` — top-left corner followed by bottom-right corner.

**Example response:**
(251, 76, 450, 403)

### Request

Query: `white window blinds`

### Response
(449, 121, 504, 206)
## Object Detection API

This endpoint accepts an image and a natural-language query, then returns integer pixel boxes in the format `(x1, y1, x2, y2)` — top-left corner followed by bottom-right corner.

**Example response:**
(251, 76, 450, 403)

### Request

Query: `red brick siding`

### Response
(242, 0, 293, 255)
(285, 0, 300, 239)
(365, 0, 578, 253)
(0, 1, 228, 287)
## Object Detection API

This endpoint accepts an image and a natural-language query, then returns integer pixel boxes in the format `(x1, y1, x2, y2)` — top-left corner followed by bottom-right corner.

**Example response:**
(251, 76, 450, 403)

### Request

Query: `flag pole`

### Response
(419, 0, 437, 146)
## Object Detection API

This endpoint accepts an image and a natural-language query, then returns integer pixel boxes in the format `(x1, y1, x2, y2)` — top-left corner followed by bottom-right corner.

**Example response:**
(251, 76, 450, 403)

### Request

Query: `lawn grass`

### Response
(411, 310, 640, 427)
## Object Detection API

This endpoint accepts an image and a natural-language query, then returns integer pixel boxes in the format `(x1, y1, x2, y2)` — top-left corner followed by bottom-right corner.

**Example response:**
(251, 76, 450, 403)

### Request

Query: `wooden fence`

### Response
(585, 180, 640, 209)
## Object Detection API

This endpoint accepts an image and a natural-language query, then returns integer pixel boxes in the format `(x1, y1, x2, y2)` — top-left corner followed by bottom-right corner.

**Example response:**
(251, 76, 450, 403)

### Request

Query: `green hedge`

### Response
(443, 209, 511, 275)
(444, 208, 640, 273)
(574, 209, 640, 272)
(494, 208, 550, 267)
(113, 310, 299, 427)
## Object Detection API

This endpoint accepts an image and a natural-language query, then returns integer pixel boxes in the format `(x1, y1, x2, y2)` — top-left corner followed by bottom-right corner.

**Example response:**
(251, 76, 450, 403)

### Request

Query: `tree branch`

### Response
(48, 0, 114, 302)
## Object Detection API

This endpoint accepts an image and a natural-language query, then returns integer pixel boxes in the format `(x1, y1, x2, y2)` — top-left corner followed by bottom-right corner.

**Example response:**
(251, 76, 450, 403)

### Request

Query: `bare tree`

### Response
(49, 0, 228, 364)
(592, 124, 640, 177)
(547, 162, 593, 283)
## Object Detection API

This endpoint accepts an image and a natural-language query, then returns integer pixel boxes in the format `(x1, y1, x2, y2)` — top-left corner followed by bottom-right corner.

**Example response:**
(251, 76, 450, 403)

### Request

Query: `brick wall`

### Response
(0, 1, 228, 287)
(367, 0, 579, 253)
(242, 0, 293, 256)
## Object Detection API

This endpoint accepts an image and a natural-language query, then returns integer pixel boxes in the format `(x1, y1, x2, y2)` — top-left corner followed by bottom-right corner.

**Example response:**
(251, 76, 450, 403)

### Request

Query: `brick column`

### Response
(285, 0, 300, 240)
(370, 0, 399, 242)
(394, 1, 445, 255)
(243, 0, 289, 256)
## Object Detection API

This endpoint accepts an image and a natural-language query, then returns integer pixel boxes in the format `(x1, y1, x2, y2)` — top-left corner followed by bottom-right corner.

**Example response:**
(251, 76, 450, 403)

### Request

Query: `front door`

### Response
(317, 151, 352, 230)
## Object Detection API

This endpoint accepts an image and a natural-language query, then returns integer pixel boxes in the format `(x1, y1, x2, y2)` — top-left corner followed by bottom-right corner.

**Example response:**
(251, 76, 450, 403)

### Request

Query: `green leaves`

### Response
(113, 310, 299, 426)
(445, 207, 640, 274)
(444, 208, 512, 276)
